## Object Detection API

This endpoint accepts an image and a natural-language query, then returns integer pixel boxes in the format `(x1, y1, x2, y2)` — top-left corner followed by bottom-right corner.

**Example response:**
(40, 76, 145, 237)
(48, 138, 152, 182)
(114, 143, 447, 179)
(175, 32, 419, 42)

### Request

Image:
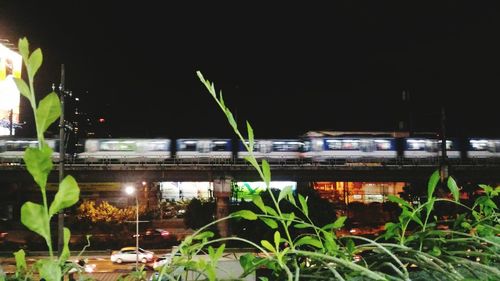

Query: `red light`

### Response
(161, 231, 169, 237)
(98, 118, 105, 123)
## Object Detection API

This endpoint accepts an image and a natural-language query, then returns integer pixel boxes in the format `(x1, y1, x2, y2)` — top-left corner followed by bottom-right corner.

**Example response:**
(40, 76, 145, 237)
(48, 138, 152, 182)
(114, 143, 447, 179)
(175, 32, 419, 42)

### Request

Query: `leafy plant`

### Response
(0, 38, 81, 281)
(149, 71, 499, 281)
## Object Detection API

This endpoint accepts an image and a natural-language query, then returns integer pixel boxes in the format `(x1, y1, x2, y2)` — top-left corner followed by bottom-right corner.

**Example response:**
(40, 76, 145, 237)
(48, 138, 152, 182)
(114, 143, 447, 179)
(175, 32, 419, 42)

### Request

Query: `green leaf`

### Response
(332, 216, 347, 229)
(294, 223, 311, 229)
(283, 212, 295, 227)
(36, 92, 61, 134)
(322, 217, 347, 230)
(244, 156, 261, 173)
(38, 259, 61, 281)
(295, 236, 322, 248)
(13, 77, 31, 101)
(239, 253, 255, 273)
(193, 231, 214, 241)
(346, 239, 355, 254)
(425, 197, 435, 219)
(49, 175, 80, 217)
(59, 228, 71, 263)
(24, 144, 53, 191)
(13, 249, 27, 274)
(232, 210, 258, 220)
(479, 184, 493, 194)
(298, 194, 308, 216)
(225, 110, 237, 131)
(264, 206, 278, 216)
(387, 195, 411, 208)
(447, 176, 460, 202)
(21, 202, 50, 247)
(252, 195, 267, 214)
(27, 48, 43, 80)
(247, 121, 254, 151)
(219, 90, 225, 108)
(323, 233, 338, 253)
(260, 217, 278, 229)
(278, 186, 292, 203)
(260, 240, 275, 253)
(431, 246, 441, 257)
(273, 231, 281, 250)
(215, 244, 225, 260)
(428, 170, 440, 200)
(18, 38, 29, 61)
(411, 211, 424, 227)
(262, 159, 271, 189)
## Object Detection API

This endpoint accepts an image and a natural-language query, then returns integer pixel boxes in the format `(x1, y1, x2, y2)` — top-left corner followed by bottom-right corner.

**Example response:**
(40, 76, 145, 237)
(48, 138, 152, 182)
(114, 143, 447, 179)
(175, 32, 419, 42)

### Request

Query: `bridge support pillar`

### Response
(213, 176, 232, 237)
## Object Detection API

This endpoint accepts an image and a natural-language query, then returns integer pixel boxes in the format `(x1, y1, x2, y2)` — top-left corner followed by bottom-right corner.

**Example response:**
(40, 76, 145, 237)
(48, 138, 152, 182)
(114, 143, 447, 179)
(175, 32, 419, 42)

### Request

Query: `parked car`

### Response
(131, 228, 172, 240)
(110, 247, 154, 264)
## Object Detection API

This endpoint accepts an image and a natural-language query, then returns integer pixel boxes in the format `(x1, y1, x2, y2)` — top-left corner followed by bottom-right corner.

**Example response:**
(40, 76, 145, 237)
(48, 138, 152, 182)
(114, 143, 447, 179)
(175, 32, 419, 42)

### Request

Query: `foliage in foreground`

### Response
(151, 72, 499, 281)
(1, 39, 498, 281)
(0, 38, 84, 281)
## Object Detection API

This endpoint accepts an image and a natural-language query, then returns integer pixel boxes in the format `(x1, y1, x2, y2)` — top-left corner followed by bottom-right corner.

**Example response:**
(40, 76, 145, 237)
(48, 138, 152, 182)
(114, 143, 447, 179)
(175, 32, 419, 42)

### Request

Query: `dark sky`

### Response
(1, 1, 499, 139)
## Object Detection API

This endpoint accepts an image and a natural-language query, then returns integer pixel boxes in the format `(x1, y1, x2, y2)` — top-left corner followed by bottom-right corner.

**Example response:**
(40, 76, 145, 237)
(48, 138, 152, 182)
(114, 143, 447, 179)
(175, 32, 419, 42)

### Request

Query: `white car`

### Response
(111, 247, 154, 264)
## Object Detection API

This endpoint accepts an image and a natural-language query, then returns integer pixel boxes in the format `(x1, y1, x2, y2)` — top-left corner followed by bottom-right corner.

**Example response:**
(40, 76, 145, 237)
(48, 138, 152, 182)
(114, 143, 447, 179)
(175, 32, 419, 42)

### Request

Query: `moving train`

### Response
(1, 135, 500, 163)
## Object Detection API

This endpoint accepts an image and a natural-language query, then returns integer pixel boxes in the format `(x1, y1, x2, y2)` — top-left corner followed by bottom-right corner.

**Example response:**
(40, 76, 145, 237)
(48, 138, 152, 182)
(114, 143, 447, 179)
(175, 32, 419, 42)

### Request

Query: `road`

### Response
(0, 254, 158, 274)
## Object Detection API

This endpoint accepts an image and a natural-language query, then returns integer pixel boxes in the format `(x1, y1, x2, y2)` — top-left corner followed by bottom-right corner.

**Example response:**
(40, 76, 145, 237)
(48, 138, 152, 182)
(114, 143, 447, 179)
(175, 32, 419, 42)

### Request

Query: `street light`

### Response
(125, 185, 139, 269)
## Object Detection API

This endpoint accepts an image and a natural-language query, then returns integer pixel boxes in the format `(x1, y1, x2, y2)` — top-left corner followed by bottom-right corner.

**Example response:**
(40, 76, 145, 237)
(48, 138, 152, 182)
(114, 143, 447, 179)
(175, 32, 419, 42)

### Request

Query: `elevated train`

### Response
(1, 135, 500, 164)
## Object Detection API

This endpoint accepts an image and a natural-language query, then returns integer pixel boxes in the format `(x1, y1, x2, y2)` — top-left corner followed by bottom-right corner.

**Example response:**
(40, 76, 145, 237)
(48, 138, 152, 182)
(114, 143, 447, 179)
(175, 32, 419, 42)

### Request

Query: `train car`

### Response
(301, 137, 398, 161)
(0, 138, 60, 163)
(466, 138, 500, 158)
(237, 139, 304, 161)
(77, 138, 171, 162)
(175, 138, 232, 161)
(403, 138, 461, 159)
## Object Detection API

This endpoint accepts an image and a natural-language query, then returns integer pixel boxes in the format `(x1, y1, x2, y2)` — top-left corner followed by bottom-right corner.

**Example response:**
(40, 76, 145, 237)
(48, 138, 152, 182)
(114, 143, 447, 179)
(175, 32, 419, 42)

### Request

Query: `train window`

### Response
(488, 140, 500, 153)
(99, 141, 136, 151)
(470, 139, 489, 151)
(141, 141, 169, 151)
(425, 140, 439, 153)
(375, 140, 392, 150)
(272, 141, 287, 152)
(326, 139, 342, 150)
(5, 140, 38, 151)
(258, 141, 273, 153)
(197, 140, 212, 153)
(212, 141, 229, 152)
(341, 140, 360, 150)
(360, 140, 376, 152)
(181, 141, 197, 151)
(286, 141, 303, 152)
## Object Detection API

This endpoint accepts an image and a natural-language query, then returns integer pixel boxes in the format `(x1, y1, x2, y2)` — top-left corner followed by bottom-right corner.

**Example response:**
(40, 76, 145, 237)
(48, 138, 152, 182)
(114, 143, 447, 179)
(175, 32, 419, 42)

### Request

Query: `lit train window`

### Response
(142, 141, 169, 151)
(341, 140, 360, 150)
(470, 139, 489, 150)
(99, 141, 136, 151)
(375, 140, 391, 150)
(212, 141, 229, 151)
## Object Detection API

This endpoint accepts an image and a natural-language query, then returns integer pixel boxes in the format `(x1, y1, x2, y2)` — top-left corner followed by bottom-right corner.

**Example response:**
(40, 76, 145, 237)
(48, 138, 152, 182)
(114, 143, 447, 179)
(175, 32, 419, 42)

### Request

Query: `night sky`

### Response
(1, 1, 499, 139)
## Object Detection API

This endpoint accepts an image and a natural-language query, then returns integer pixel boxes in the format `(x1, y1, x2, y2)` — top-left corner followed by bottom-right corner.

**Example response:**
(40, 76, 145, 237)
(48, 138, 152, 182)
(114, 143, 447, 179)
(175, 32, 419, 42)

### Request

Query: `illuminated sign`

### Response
(233, 181, 297, 202)
(0, 42, 22, 135)
(160, 182, 213, 200)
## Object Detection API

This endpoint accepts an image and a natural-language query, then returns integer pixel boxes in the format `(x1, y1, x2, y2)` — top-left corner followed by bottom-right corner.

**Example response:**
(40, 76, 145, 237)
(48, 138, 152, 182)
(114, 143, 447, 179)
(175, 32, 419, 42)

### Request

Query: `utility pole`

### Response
(57, 64, 65, 255)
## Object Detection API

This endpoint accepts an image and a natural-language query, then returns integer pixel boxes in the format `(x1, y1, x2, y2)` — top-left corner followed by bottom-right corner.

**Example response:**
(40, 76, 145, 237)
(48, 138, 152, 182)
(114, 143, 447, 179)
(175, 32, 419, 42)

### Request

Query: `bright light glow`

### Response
(0, 43, 22, 136)
(125, 185, 136, 195)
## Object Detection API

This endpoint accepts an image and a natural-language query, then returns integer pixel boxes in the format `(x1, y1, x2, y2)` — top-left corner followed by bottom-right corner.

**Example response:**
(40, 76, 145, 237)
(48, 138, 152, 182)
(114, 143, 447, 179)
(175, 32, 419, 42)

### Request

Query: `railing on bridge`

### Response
(1, 156, 500, 168)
